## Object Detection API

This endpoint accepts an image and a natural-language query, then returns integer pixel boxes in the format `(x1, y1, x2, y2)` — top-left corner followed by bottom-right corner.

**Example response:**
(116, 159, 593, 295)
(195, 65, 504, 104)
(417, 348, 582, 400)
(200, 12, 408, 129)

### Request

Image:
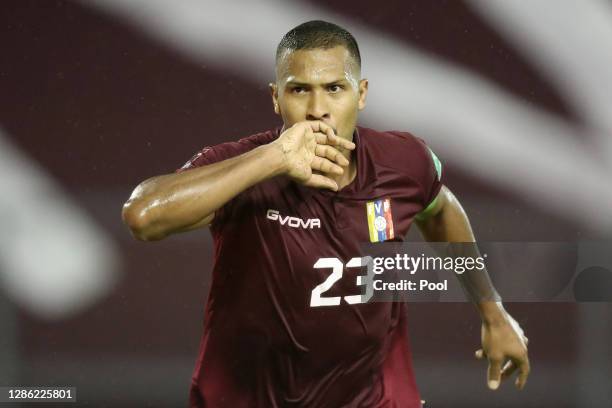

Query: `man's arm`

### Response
(122, 121, 354, 241)
(415, 186, 530, 391)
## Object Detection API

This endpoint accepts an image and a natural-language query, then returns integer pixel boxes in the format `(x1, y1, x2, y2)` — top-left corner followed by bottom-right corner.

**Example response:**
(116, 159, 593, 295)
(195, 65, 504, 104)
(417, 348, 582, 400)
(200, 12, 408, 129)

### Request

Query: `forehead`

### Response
(277, 46, 355, 82)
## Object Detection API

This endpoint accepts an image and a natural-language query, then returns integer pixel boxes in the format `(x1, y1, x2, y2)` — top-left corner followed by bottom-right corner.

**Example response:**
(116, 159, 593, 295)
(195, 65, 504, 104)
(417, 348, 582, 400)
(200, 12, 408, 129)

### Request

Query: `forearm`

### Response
(433, 207, 530, 390)
(416, 189, 504, 321)
(122, 143, 285, 241)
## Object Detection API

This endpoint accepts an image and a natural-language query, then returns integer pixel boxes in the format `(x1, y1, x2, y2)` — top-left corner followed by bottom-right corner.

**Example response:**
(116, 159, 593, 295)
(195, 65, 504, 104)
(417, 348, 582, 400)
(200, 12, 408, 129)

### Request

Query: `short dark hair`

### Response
(276, 20, 361, 70)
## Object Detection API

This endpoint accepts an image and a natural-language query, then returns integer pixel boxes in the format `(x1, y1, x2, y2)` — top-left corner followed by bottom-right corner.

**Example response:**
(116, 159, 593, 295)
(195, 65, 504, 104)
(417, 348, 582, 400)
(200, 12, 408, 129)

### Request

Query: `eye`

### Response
(328, 84, 343, 93)
(292, 87, 306, 94)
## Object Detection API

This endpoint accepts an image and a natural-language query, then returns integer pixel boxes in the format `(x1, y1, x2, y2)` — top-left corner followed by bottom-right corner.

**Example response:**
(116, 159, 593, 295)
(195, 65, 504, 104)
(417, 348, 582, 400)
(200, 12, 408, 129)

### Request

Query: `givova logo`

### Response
(266, 209, 321, 229)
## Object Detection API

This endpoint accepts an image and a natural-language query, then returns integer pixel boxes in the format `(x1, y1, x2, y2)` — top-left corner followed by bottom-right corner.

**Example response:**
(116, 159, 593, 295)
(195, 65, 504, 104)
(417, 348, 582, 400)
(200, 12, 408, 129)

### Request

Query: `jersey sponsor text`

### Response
(266, 209, 321, 229)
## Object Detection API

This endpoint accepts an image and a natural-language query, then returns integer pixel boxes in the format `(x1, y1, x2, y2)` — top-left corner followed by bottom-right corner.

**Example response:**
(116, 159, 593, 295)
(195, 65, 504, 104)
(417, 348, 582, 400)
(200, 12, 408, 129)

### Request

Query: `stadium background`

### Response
(1, 1, 611, 406)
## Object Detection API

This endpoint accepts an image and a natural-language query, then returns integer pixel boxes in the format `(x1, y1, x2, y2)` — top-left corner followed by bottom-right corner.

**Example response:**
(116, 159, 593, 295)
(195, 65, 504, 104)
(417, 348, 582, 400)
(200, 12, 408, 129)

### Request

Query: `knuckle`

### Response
(489, 360, 503, 369)
(488, 352, 504, 362)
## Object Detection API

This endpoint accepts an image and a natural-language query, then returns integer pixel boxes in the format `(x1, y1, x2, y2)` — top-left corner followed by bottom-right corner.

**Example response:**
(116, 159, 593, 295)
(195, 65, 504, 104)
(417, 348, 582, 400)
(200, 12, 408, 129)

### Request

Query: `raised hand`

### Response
(272, 121, 355, 191)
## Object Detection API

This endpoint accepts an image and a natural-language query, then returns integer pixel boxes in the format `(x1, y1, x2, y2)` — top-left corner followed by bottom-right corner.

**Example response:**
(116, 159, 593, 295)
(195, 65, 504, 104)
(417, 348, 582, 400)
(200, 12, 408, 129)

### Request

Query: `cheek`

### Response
(281, 98, 307, 120)
(334, 98, 359, 122)
(334, 100, 359, 137)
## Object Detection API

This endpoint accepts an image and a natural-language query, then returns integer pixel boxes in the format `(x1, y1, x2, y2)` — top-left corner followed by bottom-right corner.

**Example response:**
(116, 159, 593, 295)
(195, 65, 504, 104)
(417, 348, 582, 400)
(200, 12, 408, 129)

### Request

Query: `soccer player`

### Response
(122, 20, 530, 408)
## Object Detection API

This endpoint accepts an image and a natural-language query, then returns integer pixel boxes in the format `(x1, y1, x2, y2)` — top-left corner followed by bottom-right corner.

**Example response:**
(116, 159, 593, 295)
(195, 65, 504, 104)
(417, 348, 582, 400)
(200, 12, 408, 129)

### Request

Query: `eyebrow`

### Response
(285, 79, 347, 87)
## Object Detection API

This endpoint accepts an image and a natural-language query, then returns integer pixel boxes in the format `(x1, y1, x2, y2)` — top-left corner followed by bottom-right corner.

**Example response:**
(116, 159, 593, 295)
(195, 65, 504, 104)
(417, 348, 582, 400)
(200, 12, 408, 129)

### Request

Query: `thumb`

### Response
(487, 358, 503, 390)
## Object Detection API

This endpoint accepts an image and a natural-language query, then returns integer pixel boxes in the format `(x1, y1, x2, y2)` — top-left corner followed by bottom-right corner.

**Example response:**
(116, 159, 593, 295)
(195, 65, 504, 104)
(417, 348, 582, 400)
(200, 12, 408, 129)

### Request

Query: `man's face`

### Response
(270, 46, 368, 141)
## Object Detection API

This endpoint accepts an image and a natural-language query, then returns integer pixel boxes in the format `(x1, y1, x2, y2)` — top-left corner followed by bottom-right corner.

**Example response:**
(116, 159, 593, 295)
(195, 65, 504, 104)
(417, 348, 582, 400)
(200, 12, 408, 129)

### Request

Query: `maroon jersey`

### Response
(178, 126, 442, 408)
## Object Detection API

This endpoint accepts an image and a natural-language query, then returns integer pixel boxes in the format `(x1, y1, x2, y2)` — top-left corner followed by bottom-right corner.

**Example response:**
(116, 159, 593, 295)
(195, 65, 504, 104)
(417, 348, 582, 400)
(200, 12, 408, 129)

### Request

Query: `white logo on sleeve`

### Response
(266, 209, 321, 229)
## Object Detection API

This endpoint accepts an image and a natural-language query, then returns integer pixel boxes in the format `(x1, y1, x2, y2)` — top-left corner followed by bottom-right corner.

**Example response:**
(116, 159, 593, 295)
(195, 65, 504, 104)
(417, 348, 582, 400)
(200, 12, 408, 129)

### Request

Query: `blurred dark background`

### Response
(1, 1, 611, 407)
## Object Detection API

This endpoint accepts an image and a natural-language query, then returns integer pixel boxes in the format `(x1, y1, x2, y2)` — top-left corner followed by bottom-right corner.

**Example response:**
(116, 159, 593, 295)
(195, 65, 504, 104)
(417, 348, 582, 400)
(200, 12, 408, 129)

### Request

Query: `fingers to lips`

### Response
(293, 121, 354, 191)
(329, 134, 356, 150)
(311, 156, 343, 175)
(315, 132, 355, 150)
(309, 121, 356, 151)
(307, 120, 334, 136)
(315, 144, 349, 166)
(304, 173, 338, 191)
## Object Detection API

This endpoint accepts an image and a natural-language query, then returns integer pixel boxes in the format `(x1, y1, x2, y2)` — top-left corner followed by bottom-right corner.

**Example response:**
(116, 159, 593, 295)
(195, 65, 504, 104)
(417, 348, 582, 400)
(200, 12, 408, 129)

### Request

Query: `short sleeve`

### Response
(420, 143, 443, 208)
(176, 142, 252, 173)
(174, 130, 279, 228)
(176, 147, 219, 172)
(174, 144, 242, 228)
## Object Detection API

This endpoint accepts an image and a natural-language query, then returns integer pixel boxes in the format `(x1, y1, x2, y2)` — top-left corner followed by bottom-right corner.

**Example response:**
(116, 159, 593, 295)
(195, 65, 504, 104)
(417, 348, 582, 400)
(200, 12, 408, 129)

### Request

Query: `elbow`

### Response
(121, 199, 166, 242)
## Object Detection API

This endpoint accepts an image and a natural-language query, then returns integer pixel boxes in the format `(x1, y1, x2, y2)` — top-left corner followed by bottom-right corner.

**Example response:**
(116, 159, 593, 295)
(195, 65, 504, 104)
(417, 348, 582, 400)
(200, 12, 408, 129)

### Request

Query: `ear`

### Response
(358, 79, 368, 111)
(269, 82, 280, 115)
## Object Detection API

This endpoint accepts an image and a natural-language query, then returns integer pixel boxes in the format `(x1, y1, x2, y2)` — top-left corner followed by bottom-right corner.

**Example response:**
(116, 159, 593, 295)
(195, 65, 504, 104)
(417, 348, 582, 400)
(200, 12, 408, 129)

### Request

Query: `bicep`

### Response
(174, 212, 215, 233)
(415, 185, 449, 222)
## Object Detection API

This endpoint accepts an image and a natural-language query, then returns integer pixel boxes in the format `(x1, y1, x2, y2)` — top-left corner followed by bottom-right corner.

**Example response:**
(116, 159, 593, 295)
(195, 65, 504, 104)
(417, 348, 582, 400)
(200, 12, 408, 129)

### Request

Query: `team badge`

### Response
(366, 198, 395, 243)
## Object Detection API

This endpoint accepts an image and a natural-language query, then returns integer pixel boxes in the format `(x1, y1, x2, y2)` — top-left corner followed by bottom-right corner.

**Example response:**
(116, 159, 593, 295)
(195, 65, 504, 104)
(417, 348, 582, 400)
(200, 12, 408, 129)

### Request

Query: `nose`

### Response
(306, 90, 330, 121)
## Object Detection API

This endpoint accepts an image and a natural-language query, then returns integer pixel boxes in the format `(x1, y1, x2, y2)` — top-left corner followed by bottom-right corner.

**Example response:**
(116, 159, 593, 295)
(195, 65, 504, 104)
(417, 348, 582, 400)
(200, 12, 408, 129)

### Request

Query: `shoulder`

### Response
(358, 126, 443, 206)
(234, 127, 280, 147)
(178, 127, 279, 171)
(206, 128, 280, 159)
(357, 126, 432, 166)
